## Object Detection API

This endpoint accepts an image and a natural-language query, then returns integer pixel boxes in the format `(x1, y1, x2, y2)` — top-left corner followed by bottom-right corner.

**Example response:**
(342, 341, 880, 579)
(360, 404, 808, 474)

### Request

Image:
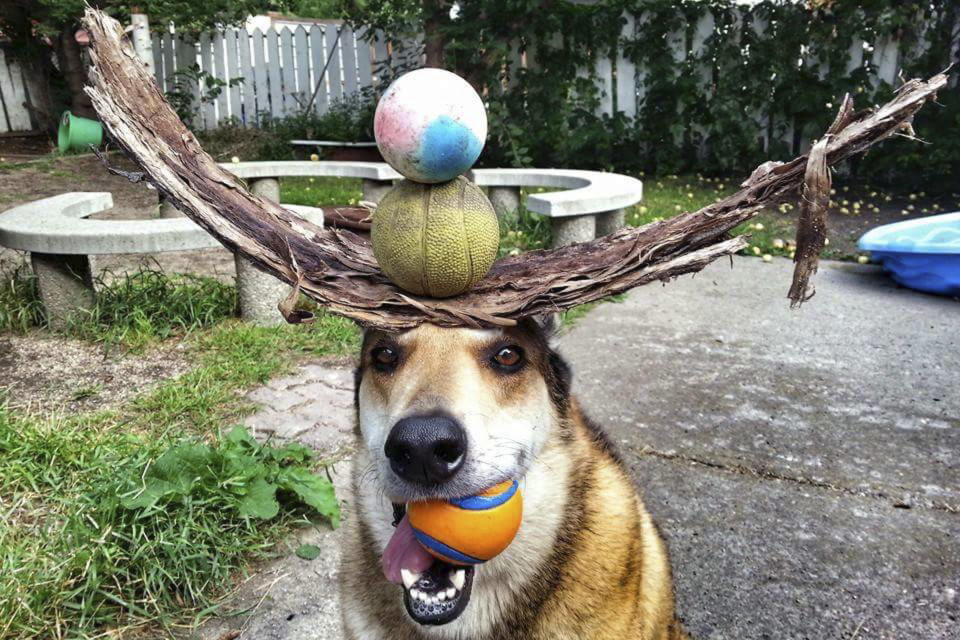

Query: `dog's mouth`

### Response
(382, 507, 475, 626)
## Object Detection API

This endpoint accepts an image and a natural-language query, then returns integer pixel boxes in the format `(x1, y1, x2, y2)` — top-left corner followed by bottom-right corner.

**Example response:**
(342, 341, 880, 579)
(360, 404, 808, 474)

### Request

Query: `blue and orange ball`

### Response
(407, 480, 523, 565)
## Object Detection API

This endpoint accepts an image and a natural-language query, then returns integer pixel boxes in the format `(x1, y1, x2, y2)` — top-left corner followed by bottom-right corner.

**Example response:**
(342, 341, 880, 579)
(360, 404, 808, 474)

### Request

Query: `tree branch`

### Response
(81, 9, 948, 330)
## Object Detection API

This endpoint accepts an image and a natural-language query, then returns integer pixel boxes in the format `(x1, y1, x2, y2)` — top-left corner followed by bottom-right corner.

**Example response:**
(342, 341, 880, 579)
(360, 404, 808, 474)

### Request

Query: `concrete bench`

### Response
(221, 162, 643, 248)
(0, 192, 324, 328)
(467, 168, 643, 247)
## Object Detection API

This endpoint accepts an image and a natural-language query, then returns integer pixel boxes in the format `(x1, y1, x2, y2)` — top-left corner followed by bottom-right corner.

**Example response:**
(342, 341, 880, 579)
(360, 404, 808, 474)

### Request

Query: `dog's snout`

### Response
(384, 414, 467, 485)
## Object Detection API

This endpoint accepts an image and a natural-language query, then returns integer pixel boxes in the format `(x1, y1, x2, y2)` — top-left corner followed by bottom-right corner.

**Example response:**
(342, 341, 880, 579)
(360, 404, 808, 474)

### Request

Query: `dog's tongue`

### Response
(382, 514, 434, 584)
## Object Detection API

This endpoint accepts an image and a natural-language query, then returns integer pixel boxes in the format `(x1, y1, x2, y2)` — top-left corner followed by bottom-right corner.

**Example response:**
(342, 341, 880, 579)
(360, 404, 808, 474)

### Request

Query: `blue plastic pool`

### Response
(858, 212, 960, 296)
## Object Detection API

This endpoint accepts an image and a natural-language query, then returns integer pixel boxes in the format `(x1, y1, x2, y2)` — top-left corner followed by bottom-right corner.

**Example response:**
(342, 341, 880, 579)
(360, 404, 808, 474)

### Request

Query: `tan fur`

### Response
(341, 324, 688, 640)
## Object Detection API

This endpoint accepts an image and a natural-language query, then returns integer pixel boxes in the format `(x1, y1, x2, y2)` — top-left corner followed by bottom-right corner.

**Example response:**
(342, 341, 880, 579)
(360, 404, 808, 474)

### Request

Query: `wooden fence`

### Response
(0, 47, 39, 133)
(150, 22, 418, 130)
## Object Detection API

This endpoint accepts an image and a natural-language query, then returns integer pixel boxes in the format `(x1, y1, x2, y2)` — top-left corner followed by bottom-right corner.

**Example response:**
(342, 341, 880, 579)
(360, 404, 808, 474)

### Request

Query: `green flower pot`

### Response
(57, 111, 103, 153)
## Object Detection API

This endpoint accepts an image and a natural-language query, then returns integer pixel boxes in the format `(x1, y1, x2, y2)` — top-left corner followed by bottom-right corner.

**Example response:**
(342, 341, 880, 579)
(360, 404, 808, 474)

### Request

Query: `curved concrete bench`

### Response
(220, 161, 643, 248)
(468, 168, 643, 246)
(0, 192, 324, 328)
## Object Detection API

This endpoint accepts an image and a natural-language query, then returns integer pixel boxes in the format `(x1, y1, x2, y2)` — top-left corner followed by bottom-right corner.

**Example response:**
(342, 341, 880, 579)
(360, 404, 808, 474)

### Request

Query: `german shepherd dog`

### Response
(341, 318, 688, 639)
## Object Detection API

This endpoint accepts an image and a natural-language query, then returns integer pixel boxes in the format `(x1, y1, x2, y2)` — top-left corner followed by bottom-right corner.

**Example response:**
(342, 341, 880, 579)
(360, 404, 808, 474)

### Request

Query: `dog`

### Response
(340, 318, 688, 639)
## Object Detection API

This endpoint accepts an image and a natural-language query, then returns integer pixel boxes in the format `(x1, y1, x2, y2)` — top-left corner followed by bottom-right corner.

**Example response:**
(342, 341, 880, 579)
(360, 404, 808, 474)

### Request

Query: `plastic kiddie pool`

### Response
(858, 212, 960, 296)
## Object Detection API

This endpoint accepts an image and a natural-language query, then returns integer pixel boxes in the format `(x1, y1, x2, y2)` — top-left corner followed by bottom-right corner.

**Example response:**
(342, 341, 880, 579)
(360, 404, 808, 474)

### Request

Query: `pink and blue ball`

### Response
(374, 69, 487, 184)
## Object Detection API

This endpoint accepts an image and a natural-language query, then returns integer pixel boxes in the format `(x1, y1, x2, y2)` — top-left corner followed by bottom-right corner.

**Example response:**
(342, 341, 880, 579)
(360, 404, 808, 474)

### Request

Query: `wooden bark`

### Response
(81, 9, 948, 331)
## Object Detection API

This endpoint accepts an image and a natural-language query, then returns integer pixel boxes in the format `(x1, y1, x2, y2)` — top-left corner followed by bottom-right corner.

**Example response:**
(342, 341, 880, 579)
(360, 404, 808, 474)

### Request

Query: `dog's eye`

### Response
(371, 346, 399, 371)
(492, 345, 524, 370)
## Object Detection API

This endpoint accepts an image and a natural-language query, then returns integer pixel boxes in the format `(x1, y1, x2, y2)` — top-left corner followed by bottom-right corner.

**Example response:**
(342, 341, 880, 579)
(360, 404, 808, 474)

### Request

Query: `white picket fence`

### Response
(0, 47, 39, 133)
(150, 22, 417, 129)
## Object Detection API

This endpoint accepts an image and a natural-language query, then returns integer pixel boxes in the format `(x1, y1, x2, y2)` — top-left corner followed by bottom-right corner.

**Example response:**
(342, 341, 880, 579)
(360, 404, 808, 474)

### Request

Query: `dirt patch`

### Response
(0, 332, 192, 413)
(0, 132, 54, 160)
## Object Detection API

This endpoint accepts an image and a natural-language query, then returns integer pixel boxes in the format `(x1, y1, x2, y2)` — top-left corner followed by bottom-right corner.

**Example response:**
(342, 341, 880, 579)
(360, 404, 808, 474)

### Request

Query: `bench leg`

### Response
(596, 208, 626, 237)
(362, 179, 393, 204)
(488, 186, 520, 224)
(158, 194, 182, 218)
(30, 253, 95, 330)
(551, 215, 596, 248)
(237, 177, 289, 327)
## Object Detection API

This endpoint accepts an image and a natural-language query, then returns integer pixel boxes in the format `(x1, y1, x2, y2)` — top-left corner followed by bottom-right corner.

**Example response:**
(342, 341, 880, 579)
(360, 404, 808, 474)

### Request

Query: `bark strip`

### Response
(81, 9, 949, 330)
(789, 135, 830, 306)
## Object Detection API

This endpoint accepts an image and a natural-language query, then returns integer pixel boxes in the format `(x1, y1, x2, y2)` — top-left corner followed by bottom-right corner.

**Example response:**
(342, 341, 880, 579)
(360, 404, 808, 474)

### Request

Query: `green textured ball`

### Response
(372, 176, 500, 298)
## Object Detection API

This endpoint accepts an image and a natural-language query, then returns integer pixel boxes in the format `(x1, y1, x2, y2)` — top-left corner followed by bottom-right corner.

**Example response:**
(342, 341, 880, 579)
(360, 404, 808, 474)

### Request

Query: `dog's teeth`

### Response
(409, 588, 420, 600)
(446, 587, 456, 599)
(429, 596, 439, 605)
(401, 568, 419, 589)
(419, 591, 430, 603)
(437, 590, 447, 601)
(451, 569, 466, 590)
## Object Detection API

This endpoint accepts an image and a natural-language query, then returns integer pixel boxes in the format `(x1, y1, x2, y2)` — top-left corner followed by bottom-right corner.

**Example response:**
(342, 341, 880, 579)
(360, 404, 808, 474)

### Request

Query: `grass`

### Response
(281, 176, 364, 207)
(0, 154, 79, 178)
(69, 269, 238, 351)
(0, 267, 361, 639)
(0, 266, 44, 332)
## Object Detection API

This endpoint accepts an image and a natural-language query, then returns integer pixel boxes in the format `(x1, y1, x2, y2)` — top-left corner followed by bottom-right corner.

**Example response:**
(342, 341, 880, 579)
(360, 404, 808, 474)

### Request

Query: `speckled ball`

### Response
(374, 69, 487, 184)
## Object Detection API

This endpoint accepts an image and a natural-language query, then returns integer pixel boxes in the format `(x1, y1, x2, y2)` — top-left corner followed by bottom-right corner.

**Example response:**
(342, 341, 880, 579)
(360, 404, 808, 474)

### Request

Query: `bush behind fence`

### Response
(150, 2, 958, 189)
(440, 0, 960, 189)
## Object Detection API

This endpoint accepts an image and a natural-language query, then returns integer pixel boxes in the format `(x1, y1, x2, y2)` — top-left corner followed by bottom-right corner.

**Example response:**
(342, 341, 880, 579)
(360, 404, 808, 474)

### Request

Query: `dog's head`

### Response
(354, 317, 570, 626)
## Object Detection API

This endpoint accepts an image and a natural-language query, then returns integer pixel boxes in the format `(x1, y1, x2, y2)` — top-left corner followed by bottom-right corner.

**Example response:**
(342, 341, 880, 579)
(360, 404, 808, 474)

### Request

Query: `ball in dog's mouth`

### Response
(383, 508, 476, 625)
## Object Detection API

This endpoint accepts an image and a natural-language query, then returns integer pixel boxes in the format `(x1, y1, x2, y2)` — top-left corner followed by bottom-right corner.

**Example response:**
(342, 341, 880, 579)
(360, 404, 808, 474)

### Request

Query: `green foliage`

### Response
(68, 269, 237, 350)
(0, 290, 359, 637)
(0, 265, 44, 332)
(0, 410, 337, 638)
(352, 0, 958, 190)
(166, 63, 244, 129)
(264, 91, 377, 143)
(135, 316, 360, 431)
(122, 425, 339, 524)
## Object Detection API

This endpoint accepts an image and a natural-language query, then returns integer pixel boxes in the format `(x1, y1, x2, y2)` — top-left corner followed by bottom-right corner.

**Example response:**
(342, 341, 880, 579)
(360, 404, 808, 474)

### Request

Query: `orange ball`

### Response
(407, 480, 523, 565)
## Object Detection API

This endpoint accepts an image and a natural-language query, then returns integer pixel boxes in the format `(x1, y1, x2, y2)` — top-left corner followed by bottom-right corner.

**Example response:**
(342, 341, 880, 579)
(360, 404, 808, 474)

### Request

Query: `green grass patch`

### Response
(281, 176, 364, 207)
(0, 267, 361, 638)
(69, 269, 238, 351)
(0, 266, 44, 332)
(0, 408, 338, 639)
(135, 316, 360, 432)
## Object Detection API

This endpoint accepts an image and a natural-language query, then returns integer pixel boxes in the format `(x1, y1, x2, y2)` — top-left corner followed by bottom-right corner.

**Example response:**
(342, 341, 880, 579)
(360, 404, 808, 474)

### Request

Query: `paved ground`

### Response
(192, 257, 959, 640)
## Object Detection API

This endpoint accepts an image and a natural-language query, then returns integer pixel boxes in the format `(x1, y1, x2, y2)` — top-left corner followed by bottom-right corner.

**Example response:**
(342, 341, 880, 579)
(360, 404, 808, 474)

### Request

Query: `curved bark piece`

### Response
(81, 9, 948, 330)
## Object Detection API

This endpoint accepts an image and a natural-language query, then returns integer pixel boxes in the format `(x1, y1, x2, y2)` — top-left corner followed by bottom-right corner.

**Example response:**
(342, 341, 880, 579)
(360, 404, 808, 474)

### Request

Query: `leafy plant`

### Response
(166, 63, 244, 129)
(123, 425, 339, 524)
(0, 412, 340, 638)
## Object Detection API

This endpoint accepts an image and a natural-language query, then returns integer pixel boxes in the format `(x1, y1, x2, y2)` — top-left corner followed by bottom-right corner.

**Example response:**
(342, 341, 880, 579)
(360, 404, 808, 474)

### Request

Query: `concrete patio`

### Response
(194, 256, 959, 639)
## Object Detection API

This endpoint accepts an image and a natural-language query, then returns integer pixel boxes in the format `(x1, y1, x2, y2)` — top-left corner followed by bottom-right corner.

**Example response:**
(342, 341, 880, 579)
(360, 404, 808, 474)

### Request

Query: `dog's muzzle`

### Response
(383, 504, 476, 626)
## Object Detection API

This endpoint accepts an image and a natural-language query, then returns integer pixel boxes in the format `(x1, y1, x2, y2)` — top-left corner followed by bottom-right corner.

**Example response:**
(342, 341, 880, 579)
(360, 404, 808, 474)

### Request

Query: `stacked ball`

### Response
(372, 69, 499, 298)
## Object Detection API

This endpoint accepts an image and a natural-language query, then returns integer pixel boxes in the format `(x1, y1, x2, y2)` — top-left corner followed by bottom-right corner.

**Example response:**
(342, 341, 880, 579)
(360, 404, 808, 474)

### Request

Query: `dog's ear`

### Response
(529, 312, 561, 339)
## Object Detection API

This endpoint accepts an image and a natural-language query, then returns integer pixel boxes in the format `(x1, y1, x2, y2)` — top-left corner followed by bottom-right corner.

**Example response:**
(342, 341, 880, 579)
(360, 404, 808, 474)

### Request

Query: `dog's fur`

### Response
(340, 319, 687, 639)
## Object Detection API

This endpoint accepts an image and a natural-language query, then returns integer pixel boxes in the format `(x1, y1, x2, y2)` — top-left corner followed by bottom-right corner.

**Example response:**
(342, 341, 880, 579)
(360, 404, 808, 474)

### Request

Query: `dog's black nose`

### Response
(384, 414, 467, 485)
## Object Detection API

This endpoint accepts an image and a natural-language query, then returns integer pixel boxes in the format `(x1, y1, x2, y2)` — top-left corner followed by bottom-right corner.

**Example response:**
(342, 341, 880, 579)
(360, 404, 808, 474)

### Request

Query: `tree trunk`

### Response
(423, 0, 448, 67)
(59, 26, 95, 118)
